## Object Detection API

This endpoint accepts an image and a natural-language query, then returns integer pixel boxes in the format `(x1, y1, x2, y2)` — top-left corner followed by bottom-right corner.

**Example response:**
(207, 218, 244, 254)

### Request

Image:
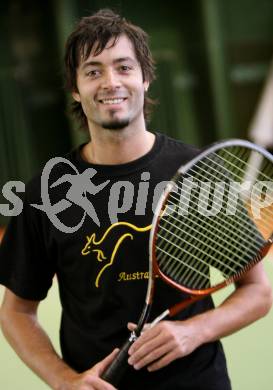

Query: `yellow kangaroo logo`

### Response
(81, 222, 151, 287)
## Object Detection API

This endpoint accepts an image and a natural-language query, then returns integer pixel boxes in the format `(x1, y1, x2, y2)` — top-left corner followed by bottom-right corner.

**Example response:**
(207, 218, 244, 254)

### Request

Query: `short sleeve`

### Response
(0, 183, 55, 300)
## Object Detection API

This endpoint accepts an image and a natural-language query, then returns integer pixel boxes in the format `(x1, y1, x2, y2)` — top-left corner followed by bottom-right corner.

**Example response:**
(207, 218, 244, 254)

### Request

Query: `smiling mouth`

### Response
(98, 97, 127, 105)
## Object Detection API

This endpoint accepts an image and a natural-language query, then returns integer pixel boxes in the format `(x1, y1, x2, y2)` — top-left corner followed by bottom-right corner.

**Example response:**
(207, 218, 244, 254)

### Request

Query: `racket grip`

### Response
(101, 332, 137, 386)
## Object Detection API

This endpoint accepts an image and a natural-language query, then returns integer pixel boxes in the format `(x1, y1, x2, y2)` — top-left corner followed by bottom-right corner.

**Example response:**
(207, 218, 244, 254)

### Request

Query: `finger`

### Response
(128, 330, 171, 365)
(128, 325, 162, 355)
(127, 322, 151, 333)
(141, 323, 152, 333)
(85, 374, 118, 389)
(147, 350, 178, 372)
(130, 341, 175, 370)
(129, 333, 176, 368)
(127, 322, 137, 331)
(93, 348, 119, 376)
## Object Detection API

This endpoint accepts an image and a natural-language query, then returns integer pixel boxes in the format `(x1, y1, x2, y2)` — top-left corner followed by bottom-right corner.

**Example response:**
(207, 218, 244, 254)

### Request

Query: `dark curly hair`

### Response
(64, 9, 156, 130)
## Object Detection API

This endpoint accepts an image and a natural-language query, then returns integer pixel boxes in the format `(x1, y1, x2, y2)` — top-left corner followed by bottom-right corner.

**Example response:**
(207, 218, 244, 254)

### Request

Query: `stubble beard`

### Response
(100, 111, 130, 130)
(100, 118, 130, 130)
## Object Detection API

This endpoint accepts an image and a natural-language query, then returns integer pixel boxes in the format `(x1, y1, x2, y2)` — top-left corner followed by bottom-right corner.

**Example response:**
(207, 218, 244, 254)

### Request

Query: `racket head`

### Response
(149, 139, 273, 297)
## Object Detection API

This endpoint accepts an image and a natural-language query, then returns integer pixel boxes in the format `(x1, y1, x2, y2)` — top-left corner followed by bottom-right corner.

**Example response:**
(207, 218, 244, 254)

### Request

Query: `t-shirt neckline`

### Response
(71, 132, 164, 177)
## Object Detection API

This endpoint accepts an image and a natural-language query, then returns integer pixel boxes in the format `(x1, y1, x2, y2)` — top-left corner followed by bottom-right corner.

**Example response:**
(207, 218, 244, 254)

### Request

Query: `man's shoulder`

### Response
(156, 132, 200, 163)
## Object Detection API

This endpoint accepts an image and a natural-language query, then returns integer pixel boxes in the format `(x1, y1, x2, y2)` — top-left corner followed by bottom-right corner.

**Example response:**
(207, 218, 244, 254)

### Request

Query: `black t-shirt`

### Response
(0, 133, 231, 389)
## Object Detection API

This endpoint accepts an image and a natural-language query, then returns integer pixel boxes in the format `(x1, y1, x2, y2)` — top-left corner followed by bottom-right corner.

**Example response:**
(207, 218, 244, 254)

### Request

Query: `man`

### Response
(0, 9, 272, 390)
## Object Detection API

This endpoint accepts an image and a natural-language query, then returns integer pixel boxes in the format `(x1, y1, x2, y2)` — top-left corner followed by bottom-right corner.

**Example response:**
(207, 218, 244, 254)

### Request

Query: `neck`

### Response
(82, 117, 155, 165)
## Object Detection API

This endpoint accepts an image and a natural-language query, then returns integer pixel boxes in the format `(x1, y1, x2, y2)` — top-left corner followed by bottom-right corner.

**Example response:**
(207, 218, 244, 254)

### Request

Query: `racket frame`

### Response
(146, 138, 273, 318)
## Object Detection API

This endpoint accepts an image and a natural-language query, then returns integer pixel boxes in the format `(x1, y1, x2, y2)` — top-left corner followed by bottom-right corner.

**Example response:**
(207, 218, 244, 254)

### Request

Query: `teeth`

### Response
(101, 98, 124, 104)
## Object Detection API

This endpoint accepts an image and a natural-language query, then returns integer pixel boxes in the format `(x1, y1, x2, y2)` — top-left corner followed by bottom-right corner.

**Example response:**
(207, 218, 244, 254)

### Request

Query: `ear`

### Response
(144, 80, 149, 92)
(72, 91, 81, 102)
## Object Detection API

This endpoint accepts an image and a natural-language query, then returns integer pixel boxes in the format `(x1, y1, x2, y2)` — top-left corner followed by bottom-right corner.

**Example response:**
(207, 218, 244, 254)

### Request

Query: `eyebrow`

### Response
(81, 57, 137, 69)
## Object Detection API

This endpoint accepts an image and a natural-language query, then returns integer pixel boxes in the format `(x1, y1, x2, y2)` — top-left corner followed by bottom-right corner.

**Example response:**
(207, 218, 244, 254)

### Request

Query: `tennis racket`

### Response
(102, 139, 273, 386)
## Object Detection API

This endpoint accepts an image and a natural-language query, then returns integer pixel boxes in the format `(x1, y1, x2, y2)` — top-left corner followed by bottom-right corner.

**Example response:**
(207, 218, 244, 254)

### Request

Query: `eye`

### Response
(86, 69, 101, 78)
(119, 65, 133, 73)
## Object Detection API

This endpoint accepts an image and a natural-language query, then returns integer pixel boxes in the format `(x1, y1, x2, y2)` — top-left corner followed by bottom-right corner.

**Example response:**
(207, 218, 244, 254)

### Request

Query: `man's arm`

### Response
(0, 288, 118, 390)
(127, 262, 273, 371)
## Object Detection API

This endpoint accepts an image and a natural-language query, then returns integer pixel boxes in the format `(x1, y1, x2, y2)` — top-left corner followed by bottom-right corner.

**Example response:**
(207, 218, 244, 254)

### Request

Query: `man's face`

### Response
(73, 34, 149, 130)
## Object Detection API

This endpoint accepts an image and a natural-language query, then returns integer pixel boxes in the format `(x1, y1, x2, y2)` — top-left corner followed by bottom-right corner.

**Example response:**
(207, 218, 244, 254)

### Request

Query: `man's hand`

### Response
(62, 348, 119, 390)
(127, 321, 201, 372)
(0, 289, 120, 390)
(127, 262, 272, 374)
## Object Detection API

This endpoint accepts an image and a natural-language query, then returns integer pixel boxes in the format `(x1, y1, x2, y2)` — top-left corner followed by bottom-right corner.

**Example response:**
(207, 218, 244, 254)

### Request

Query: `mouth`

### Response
(98, 97, 127, 105)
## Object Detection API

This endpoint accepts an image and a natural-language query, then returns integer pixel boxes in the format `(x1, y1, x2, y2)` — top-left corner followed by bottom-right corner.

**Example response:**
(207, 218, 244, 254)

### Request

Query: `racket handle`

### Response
(101, 332, 137, 386)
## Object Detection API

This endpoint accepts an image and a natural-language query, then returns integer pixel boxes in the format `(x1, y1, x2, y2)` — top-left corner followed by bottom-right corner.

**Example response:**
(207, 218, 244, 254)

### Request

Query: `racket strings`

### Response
(163, 182, 259, 258)
(208, 149, 273, 211)
(167, 172, 266, 248)
(219, 147, 273, 182)
(216, 150, 273, 225)
(156, 215, 262, 290)
(157, 227, 236, 288)
(217, 148, 273, 233)
(167, 185, 264, 249)
(156, 244, 211, 283)
(155, 146, 272, 290)
(195, 147, 272, 190)
(193, 152, 273, 211)
(159, 209, 260, 266)
(157, 209, 261, 289)
(180, 154, 273, 233)
(158, 221, 239, 272)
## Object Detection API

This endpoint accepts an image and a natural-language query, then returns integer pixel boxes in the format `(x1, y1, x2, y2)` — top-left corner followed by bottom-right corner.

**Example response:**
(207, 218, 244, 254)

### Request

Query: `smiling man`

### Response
(71, 33, 155, 165)
(0, 9, 272, 390)
(73, 36, 148, 131)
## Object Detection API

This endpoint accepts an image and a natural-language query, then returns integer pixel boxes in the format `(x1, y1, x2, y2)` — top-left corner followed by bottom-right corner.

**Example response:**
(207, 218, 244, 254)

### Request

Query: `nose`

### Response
(101, 69, 121, 90)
